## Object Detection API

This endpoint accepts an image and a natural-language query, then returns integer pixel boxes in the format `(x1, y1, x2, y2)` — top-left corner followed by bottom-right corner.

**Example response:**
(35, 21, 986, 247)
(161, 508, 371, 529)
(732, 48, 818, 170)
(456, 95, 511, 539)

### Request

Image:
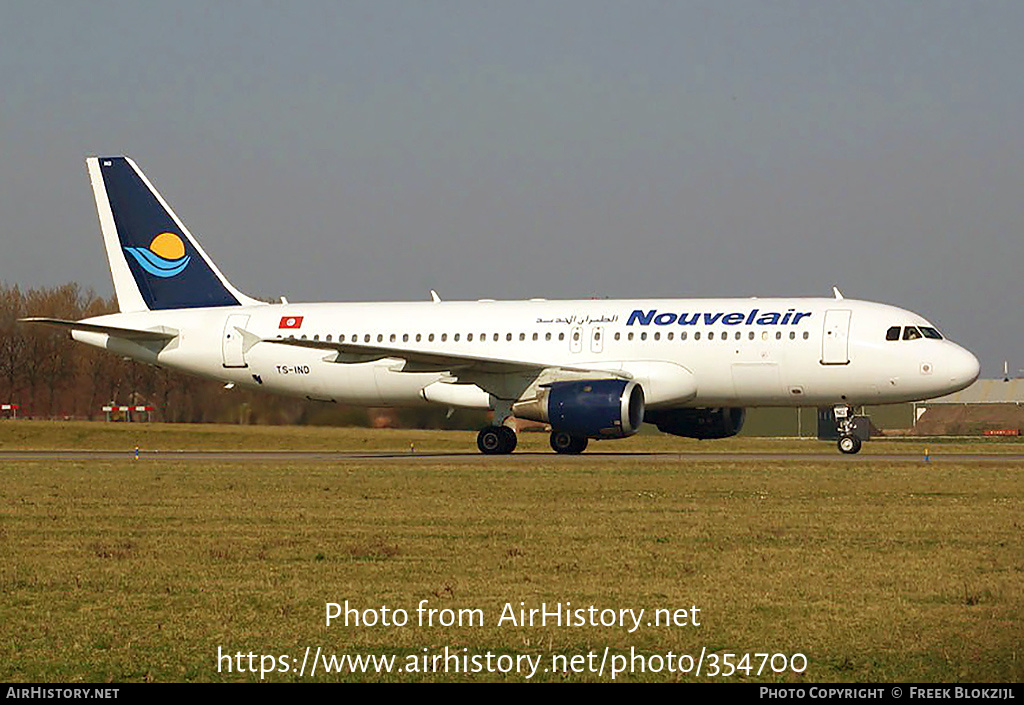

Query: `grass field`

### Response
(1, 422, 1021, 682)
(2, 419, 1023, 454)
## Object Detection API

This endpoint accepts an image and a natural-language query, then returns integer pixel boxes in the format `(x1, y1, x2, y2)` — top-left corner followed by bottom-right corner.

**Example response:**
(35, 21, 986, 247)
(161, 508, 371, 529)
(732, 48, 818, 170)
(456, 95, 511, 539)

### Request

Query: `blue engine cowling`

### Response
(514, 379, 645, 439)
(645, 407, 746, 439)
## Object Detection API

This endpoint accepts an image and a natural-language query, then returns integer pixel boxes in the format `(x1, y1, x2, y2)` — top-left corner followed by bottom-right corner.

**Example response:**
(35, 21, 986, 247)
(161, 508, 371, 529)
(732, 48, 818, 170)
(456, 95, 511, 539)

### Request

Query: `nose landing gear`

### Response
(833, 405, 863, 454)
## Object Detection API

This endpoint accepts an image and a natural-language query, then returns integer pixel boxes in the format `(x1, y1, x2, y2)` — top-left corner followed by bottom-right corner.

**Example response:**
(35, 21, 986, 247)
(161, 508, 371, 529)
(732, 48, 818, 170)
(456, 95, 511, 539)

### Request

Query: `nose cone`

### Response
(946, 345, 981, 393)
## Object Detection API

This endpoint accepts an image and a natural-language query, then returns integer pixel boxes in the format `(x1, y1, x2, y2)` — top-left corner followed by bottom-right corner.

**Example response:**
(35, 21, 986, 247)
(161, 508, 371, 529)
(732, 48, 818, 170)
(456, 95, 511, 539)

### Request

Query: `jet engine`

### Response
(645, 407, 746, 439)
(513, 379, 645, 438)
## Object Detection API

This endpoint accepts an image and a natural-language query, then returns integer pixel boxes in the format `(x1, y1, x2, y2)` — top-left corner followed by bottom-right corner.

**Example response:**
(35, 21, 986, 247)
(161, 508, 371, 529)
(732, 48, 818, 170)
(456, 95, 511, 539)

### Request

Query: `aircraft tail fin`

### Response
(87, 156, 262, 312)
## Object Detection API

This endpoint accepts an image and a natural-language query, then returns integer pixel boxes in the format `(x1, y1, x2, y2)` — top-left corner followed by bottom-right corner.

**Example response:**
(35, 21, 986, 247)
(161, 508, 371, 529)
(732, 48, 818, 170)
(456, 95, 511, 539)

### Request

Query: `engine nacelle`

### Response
(645, 407, 746, 439)
(513, 379, 645, 438)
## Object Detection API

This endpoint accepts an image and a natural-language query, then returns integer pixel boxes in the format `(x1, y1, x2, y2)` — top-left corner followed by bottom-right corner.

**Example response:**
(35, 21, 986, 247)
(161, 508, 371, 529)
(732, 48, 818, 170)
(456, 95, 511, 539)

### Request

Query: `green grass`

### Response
(2, 419, 1023, 454)
(1, 423, 1022, 682)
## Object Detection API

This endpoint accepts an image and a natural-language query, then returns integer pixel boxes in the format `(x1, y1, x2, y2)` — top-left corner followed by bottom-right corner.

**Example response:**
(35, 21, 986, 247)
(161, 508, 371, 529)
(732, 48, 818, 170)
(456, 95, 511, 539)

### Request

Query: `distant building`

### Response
(913, 379, 1024, 436)
(738, 381, 1024, 438)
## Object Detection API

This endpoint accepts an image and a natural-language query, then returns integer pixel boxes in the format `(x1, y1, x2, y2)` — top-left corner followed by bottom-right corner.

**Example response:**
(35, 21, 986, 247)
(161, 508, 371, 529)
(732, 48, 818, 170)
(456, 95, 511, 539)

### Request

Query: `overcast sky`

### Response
(1, 1, 1022, 375)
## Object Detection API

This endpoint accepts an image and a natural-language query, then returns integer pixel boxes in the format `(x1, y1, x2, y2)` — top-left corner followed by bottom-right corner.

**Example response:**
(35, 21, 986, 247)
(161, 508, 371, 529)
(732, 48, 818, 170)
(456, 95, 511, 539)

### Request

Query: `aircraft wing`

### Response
(261, 336, 631, 379)
(19, 317, 179, 341)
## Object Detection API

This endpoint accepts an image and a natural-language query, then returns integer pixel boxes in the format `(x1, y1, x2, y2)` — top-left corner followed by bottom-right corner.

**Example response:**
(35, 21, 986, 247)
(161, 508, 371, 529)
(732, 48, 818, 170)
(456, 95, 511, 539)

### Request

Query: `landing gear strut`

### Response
(834, 405, 862, 455)
(549, 430, 588, 454)
(477, 425, 517, 455)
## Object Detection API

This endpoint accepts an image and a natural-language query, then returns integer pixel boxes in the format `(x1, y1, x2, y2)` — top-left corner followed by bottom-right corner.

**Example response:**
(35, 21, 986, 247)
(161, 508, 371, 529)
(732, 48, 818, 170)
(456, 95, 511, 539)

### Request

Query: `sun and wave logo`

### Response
(124, 233, 191, 278)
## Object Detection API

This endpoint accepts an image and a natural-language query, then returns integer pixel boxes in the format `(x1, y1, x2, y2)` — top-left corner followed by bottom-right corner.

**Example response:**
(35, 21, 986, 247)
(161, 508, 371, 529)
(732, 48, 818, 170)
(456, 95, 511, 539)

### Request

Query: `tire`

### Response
(498, 425, 518, 454)
(478, 426, 516, 454)
(837, 434, 862, 455)
(550, 431, 588, 454)
(477, 427, 504, 455)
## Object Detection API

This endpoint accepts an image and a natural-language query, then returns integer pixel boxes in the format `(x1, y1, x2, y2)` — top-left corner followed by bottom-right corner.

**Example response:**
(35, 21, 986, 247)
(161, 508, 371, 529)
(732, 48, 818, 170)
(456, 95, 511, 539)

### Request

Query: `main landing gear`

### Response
(477, 425, 518, 455)
(549, 430, 588, 455)
(476, 426, 591, 455)
(834, 405, 862, 455)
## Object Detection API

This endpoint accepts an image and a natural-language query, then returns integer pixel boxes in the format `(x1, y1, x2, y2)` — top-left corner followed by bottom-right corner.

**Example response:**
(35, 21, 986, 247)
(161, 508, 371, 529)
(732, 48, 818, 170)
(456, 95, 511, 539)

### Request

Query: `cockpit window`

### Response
(888, 325, 943, 341)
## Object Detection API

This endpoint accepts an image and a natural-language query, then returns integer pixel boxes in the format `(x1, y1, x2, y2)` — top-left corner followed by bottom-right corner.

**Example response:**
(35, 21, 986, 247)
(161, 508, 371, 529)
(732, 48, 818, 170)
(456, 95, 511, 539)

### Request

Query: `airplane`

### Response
(23, 156, 980, 455)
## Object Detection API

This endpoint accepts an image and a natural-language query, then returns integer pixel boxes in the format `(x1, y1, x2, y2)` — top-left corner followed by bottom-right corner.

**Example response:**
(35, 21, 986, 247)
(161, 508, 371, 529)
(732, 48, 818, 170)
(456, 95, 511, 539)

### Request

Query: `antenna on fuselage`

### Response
(430, 290, 442, 303)
(832, 286, 844, 300)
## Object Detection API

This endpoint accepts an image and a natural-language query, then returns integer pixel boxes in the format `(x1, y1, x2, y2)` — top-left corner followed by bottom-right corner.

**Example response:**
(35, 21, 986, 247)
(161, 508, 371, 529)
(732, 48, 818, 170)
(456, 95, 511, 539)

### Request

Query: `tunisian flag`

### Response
(279, 316, 304, 329)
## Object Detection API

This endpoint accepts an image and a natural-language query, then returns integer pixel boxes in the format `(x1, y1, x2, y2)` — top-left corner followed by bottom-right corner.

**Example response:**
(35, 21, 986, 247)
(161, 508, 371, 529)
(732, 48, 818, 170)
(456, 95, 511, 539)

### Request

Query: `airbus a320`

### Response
(24, 157, 980, 455)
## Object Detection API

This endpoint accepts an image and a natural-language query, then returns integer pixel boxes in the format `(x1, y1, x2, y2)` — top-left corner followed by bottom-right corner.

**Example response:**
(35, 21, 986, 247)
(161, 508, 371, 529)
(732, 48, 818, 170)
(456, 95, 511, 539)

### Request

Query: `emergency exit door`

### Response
(222, 314, 251, 368)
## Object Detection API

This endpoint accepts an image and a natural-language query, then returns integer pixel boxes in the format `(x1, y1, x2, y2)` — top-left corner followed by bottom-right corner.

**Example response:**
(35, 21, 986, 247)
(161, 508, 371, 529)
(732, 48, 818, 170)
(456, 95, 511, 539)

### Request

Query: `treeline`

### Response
(0, 282, 484, 428)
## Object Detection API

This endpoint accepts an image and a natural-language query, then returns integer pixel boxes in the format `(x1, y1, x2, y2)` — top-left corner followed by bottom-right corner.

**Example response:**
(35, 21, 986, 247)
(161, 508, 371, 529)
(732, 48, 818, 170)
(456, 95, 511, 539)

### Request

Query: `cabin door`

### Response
(821, 309, 851, 365)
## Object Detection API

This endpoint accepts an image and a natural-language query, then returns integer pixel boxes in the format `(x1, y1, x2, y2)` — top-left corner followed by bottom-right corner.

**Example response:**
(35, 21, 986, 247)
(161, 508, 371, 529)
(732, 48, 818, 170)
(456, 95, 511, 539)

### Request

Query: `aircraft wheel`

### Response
(498, 425, 518, 454)
(837, 434, 862, 455)
(478, 426, 516, 455)
(550, 431, 588, 454)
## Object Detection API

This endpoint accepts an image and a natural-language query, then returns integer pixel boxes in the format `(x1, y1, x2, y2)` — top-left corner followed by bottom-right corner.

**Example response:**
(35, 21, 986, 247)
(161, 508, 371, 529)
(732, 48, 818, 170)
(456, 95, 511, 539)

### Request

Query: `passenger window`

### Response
(735, 332, 741, 340)
(803, 332, 809, 340)
(667, 332, 673, 341)
(695, 332, 701, 341)
(614, 332, 620, 341)
(886, 326, 901, 341)
(415, 334, 421, 342)
(454, 334, 459, 342)
(558, 333, 565, 341)
(653, 332, 660, 341)
(545, 333, 552, 341)
(680, 332, 687, 341)
(364, 334, 371, 343)
(708, 332, 714, 340)
(467, 333, 473, 342)
(903, 326, 922, 341)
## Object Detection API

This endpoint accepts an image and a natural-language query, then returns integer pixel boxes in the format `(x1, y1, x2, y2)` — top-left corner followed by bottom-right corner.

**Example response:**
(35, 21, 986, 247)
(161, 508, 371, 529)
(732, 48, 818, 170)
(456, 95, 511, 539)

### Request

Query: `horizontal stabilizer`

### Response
(19, 317, 179, 341)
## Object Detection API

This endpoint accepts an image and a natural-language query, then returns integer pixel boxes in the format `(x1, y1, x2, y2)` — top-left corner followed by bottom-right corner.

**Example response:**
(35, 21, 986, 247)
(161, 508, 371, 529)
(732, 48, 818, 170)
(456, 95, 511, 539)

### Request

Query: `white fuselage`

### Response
(72, 297, 980, 411)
